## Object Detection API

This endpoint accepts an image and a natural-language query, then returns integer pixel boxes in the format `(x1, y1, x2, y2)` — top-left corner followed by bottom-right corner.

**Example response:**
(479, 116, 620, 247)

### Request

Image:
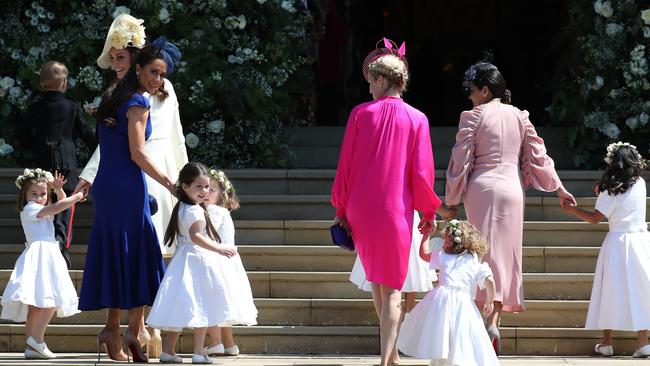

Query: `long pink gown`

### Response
(445, 100, 562, 312)
(332, 96, 442, 290)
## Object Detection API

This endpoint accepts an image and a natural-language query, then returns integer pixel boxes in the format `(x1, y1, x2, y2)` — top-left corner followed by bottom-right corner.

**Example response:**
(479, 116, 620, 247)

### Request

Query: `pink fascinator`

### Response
(362, 37, 407, 81)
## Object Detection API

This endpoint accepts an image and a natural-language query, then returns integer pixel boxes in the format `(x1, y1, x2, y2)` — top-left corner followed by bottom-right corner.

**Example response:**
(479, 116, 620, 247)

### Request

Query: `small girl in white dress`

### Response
(1, 169, 83, 359)
(146, 162, 239, 365)
(349, 211, 437, 312)
(204, 169, 257, 357)
(397, 219, 499, 366)
(563, 142, 650, 358)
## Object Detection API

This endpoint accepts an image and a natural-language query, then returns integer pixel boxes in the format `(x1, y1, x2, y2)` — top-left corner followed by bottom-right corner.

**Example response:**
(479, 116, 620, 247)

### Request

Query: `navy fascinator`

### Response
(151, 36, 182, 75)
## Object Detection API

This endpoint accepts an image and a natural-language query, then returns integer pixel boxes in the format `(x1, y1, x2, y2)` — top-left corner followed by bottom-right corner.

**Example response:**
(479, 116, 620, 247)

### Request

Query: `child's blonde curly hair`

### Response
(367, 54, 409, 93)
(442, 220, 488, 258)
(208, 168, 240, 211)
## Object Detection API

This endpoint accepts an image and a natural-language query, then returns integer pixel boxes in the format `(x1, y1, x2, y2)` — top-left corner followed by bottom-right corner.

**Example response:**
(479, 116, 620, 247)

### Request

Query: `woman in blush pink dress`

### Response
(445, 62, 576, 353)
(331, 39, 453, 366)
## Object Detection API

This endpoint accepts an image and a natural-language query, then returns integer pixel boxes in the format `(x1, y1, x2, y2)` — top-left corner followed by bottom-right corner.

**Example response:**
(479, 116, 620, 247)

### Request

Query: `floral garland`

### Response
(604, 141, 646, 167)
(209, 169, 235, 195)
(447, 219, 463, 244)
(15, 168, 53, 189)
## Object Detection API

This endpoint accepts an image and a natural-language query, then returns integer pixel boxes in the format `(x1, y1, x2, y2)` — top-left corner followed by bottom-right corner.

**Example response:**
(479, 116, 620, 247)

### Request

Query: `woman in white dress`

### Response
(146, 162, 239, 364)
(397, 220, 499, 366)
(349, 211, 437, 312)
(563, 142, 650, 358)
(1, 170, 84, 359)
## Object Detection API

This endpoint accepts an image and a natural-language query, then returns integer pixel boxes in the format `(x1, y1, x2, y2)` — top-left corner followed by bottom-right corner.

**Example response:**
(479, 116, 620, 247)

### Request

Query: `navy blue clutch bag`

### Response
(330, 223, 355, 251)
(148, 194, 158, 216)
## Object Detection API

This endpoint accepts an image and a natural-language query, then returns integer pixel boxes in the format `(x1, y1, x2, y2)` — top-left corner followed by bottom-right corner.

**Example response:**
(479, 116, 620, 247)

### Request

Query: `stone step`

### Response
(3, 298, 587, 328)
(0, 220, 613, 246)
(2, 168, 649, 196)
(0, 324, 644, 355)
(0, 245, 600, 273)
(0, 270, 594, 300)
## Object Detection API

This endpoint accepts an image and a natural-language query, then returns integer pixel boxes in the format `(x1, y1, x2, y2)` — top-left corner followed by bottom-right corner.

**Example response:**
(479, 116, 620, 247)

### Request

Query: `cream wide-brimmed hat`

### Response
(96, 14, 146, 69)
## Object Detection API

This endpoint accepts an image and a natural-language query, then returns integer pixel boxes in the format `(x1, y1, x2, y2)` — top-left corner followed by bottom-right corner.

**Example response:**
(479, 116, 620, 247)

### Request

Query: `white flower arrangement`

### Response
(209, 169, 235, 195)
(604, 141, 644, 165)
(15, 168, 53, 189)
(185, 132, 199, 148)
(159, 8, 170, 24)
(0, 138, 13, 157)
(594, 1, 613, 18)
(207, 119, 224, 133)
(447, 219, 462, 244)
(642, 8, 650, 25)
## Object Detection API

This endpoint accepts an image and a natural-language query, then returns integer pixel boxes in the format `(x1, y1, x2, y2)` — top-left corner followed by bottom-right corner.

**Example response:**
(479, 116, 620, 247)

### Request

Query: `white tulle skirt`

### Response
(397, 286, 499, 366)
(1, 241, 79, 322)
(213, 250, 258, 326)
(586, 230, 650, 330)
(146, 242, 256, 332)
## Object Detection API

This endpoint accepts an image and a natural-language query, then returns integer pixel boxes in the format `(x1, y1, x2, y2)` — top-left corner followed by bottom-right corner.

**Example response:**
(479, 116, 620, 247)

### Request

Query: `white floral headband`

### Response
(209, 169, 235, 195)
(15, 168, 53, 189)
(446, 219, 463, 244)
(604, 141, 645, 166)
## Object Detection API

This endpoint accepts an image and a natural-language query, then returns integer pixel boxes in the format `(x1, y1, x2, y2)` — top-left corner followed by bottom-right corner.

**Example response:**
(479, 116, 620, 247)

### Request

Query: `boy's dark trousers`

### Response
(53, 189, 73, 269)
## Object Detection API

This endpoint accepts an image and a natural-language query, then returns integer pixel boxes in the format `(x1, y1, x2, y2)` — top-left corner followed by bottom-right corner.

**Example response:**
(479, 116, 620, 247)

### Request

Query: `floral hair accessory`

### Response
(604, 141, 645, 166)
(15, 168, 53, 189)
(209, 169, 235, 195)
(447, 219, 463, 244)
(462, 62, 498, 95)
(151, 36, 182, 75)
(97, 14, 146, 69)
(362, 37, 407, 81)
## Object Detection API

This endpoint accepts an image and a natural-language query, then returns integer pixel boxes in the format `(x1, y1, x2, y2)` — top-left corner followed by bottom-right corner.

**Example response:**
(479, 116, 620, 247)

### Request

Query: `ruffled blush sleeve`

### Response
(518, 110, 562, 192)
(331, 106, 361, 219)
(411, 114, 442, 220)
(445, 107, 482, 206)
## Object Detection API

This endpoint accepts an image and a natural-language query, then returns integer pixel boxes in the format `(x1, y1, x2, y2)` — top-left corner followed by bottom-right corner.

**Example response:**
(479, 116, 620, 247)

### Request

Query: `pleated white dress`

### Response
(397, 250, 499, 366)
(1, 202, 79, 321)
(147, 203, 245, 331)
(207, 204, 258, 325)
(349, 211, 437, 292)
(586, 177, 650, 331)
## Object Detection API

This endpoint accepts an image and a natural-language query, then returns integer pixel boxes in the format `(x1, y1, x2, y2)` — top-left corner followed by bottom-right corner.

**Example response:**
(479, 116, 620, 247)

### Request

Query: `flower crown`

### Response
(209, 169, 235, 195)
(604, 141, 645, 166)
(446, 219, 463, 244)
(15, 168, 53, 189)
(110, 15, 146, 50)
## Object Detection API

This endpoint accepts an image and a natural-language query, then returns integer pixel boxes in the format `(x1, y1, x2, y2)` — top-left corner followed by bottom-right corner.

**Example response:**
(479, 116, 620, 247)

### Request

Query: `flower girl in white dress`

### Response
(563, 142, 650, 358)
(397, 220, 499, 366)
(204, 169, 257, 357)
(146, 162, 238, 364)
(349, 211, 437, 312)
(1, 169, 83, 359)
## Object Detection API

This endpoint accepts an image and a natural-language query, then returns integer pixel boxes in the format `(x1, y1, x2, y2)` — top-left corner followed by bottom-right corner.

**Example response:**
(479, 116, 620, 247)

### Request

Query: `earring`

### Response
(136, 72, 140, 77)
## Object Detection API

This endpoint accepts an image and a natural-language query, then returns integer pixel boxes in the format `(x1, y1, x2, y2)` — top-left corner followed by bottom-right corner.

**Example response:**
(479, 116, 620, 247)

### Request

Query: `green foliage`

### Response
(0, 0, 315, 168)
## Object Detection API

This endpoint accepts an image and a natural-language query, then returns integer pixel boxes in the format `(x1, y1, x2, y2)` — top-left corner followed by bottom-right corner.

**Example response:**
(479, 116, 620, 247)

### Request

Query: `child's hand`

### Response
(483, 301, 494, 316)
(216, 244, 238, 258)
(562, 203, 577, 214)
(418, 217, 437, 236)
(51, 171, 67, 191)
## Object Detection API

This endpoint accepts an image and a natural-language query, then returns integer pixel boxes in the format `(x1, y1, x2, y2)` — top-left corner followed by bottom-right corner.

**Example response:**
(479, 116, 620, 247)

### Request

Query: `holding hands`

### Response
(556, 186, 576, 209)
(72, 178, 91, 202)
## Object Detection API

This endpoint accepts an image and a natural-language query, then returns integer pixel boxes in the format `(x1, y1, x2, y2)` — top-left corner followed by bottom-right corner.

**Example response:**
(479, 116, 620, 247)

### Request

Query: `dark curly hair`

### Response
(462, 62, 511, 104)
(596, 145, 646, 196)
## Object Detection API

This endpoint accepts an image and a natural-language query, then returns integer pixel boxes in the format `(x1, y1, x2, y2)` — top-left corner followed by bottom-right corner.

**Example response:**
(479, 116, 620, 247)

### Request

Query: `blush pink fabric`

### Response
(332, 96, 442, 290)
(445, 101, 562, 312)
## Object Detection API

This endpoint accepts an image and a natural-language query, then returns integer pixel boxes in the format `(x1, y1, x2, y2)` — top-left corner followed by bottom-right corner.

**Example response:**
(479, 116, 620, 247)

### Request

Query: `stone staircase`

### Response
(0, 126, 648, 356)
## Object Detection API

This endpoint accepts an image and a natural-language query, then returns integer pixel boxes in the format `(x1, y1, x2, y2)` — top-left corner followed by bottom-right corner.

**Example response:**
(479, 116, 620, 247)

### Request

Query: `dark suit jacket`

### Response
(21, 91, 97, 191)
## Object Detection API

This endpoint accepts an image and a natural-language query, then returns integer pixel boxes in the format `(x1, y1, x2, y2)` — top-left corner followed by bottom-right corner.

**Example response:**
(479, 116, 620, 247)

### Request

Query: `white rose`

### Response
(453, 236, 462, 243)
(207, 119, 224, 133)
(592, 76, 604, 90)
(185, 133, 199, 148)
(112, 5, 130, 18)
(626, 117, 639, 130)
(602, 122, 620, 139)
(449, 219, 459, 226)
(0, 139, 13, 156)
(640, 113, 649, 125)
(159, 8, 170, 24)
(237, 15, 247, 29)
(642, 8, 650, 25)
(0, 76, 15, 90)
(605, 23, 623, 36)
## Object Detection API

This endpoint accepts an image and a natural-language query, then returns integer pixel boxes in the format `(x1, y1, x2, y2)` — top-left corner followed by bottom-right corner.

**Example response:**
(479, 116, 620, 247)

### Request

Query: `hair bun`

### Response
(501, 89, 512, 104)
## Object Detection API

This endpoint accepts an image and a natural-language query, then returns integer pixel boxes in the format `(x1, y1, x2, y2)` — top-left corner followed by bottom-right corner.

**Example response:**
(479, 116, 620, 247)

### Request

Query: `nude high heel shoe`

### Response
(146, 327, 162, 358)
(97, 328, 128, 362)
(124, 329, 148, 363)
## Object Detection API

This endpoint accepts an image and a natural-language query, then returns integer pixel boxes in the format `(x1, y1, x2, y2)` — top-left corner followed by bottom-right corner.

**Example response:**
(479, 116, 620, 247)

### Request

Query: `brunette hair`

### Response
(442, 221, 488, 258)
(97, 45, 168, 126)
(40, 61, 68, 91)
(596, 145, 646, 196)
(16, 179, 51, 211)
(163, 162, 221, 246)
(462, 62, 511, 104)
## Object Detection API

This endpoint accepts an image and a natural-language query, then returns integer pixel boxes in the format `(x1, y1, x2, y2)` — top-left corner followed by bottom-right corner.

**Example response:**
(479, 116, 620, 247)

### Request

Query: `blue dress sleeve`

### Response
(126, 94, 150, 110)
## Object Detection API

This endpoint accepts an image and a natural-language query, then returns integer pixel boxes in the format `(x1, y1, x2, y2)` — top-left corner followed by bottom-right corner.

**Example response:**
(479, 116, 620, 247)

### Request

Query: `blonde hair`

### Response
(442, 221, 488, 258)
(367, 54, 409, 93)
(208, 169, 240, 211)
(40, 61, 68, 91)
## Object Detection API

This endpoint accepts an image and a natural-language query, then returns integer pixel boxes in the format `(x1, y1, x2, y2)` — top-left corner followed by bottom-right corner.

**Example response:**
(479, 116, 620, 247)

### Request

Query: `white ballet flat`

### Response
(204, 343, 224, 356)
(633, 344, 650, 358)
(159, 352, 183, 363)
(192, 354, 213, 364)
(25, 337, 55, 359)
(224, 344, 239, 356)
(594, 343, 613, 357)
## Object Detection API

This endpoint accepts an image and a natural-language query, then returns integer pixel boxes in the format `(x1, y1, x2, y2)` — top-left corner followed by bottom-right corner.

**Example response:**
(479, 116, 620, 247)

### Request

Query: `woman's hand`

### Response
(215, 244, 238, 258)
(72, 178, 91, 201)
(556, 186, 576, 209)
(437, 205, 458, 220)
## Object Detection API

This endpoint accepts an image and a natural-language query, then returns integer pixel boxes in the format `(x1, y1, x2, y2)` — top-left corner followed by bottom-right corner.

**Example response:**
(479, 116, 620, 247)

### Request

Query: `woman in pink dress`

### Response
(445, 62, 576, 353)
(332, 40, 452, 366)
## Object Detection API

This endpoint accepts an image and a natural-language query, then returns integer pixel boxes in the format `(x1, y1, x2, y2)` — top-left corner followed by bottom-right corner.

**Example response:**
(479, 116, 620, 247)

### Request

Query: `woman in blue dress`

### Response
(78, 45, 175, 363)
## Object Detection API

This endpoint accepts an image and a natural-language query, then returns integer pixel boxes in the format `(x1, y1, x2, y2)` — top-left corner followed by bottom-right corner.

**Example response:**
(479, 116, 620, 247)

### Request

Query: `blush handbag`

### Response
(330, 223, 355, 251)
